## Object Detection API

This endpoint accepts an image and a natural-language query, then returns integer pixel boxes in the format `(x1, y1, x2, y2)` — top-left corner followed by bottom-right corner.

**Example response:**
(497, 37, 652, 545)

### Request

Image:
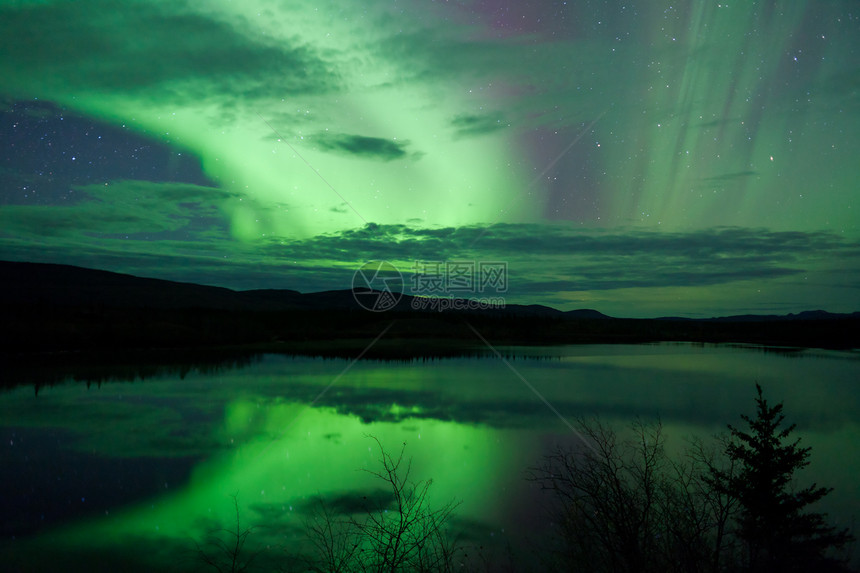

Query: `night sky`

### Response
(1, 0, 858, 317)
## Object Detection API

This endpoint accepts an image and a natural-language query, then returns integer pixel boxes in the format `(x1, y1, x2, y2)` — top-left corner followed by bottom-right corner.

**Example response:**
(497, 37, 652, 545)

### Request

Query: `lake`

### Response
(2, 343, 858, 571)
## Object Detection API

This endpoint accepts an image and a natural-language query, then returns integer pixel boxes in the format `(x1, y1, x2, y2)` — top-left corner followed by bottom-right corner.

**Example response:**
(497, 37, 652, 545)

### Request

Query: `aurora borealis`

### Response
(1, 0, 858, 316)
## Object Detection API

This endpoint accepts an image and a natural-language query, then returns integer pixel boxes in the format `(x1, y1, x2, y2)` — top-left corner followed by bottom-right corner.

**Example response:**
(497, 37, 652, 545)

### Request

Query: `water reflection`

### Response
(2, 343, 858, 570)
(2, 349, 263, 396)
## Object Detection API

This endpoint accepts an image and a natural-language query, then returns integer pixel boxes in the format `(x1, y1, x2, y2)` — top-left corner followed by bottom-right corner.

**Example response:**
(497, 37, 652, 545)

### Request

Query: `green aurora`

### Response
(1, 0, 858, 316)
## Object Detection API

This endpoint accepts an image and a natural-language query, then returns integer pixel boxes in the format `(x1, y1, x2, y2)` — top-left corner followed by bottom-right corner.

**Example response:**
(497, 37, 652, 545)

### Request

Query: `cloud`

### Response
(0, 1, 338, 101)
(0, 180, 235, 238)
(311, 133, 412, 161)
(4, 213, 858, 296)
(274, 224, 860, 296)
(288, 489, 393, 517)
(450, 112, 508, 138)
(6, 216, 857, 309)
(518, 267, 802, 293)
(279, 223, 858, 263)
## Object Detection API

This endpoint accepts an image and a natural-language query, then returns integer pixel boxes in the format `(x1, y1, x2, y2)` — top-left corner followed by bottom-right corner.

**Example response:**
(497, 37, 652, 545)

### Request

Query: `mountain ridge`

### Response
(2, 260, 857, 354)
(2, 260, 854, 321)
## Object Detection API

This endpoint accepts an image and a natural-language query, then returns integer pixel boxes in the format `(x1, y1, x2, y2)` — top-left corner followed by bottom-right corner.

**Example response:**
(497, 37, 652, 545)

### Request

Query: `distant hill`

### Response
(1, 260, 857, 354)
(565, 309, 612, 320)
(656, 310, 860, 322)
(0, 261, 303, 311)
(0, 261, 610, 318)
(705, 310, 860, 322)
(6, 260, 853, 321)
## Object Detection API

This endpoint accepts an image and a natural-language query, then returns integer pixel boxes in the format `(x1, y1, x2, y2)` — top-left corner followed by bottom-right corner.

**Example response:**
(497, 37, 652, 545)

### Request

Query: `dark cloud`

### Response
(467, 224, 858, 259)
(519, 266, 802, 293)
(450, 112, 508, 138)
(260, 224, 860, 295)
(0, 180, 234, 237)
(290, 489, 393, 517)
(279, 223, 858, 263)
(312, 133, 411, 161)
(0, 2, 337, 101)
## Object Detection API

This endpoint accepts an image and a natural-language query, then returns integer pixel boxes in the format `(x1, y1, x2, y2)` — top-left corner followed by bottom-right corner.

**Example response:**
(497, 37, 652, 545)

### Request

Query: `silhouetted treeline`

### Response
(3, 301, 858, 362)
(1, 346, 262, 393)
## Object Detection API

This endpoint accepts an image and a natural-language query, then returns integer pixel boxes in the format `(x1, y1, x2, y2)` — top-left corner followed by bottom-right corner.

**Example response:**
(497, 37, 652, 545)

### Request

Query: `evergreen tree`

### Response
(712, 384, 853, 572)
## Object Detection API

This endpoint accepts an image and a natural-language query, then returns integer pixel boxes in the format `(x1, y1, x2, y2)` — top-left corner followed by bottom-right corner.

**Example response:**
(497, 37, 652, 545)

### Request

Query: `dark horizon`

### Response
(3, 259, 858, 359)
(3, 258, 858, 321)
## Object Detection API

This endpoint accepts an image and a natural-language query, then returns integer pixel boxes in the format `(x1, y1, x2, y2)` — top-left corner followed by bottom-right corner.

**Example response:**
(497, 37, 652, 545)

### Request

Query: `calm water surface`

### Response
(2, 343, 858, 570)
